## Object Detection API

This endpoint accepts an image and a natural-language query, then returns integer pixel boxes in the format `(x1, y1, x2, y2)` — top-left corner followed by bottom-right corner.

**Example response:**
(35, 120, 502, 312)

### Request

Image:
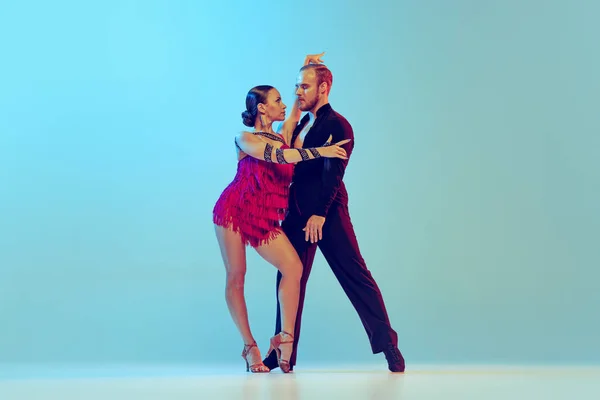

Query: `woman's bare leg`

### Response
(255, 230, 303, 365)
(214, 224, 268, 371)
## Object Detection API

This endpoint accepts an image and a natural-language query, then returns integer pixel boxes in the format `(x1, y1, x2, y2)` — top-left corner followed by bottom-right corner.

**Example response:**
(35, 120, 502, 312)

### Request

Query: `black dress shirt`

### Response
(290, 103, 354, 218)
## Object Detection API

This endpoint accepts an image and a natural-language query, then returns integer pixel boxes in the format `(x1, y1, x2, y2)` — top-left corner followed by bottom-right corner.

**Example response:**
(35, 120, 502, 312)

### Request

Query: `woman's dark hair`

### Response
(241, 85, 274, 127)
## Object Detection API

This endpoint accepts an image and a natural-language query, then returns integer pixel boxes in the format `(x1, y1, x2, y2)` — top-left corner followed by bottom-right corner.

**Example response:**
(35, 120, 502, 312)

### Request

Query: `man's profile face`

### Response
(295, 70, 320, 112)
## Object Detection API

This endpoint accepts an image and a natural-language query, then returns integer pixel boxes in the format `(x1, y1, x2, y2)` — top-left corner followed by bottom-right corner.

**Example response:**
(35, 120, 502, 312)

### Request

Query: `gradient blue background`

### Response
(1, 0, 598, 368)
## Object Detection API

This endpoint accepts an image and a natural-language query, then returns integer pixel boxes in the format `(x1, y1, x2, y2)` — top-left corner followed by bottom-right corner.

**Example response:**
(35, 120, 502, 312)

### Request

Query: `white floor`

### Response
(1, 364, 599, 399)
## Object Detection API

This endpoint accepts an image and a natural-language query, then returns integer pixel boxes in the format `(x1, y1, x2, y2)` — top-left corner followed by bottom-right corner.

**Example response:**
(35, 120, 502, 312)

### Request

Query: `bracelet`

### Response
(297, 148, 310, 161)
(264, 143, 274, 162)
(308, 148, 321, 158)
(275, 148, 288, 164)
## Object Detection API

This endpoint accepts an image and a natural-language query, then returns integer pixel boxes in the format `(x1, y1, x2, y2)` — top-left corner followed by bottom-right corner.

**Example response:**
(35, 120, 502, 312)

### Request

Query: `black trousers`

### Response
(265, 202, 398, 367)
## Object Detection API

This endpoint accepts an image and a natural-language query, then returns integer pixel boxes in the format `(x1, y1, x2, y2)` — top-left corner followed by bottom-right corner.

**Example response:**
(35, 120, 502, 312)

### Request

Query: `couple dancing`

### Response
(213, 53, 405, 373)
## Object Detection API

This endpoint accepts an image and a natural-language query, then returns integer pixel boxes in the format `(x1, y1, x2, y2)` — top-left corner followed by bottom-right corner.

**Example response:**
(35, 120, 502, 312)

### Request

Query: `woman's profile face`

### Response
(260, 88, 287, 122)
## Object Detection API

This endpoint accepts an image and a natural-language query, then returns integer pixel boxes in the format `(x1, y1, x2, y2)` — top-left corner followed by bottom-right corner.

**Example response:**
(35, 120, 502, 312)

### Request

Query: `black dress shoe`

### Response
(262, 350, 279, 371)
(263, 350, 296, 371)
(383, 344, 405, 372)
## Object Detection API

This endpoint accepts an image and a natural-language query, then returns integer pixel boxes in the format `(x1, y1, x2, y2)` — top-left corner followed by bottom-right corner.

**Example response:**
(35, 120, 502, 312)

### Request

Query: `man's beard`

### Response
(299, 93, 319, 112)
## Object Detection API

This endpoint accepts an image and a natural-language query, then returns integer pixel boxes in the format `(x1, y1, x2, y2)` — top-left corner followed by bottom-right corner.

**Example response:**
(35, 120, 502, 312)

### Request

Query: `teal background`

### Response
(1, 0, 598, 367)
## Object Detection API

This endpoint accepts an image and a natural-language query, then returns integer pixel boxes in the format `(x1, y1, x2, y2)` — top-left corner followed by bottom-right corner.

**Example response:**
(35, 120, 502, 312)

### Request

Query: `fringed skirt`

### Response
(213, 156, 293, 248)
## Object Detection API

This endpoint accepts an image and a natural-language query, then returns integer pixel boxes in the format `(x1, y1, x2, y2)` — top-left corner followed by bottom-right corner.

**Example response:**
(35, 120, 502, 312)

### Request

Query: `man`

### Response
(263, 63, 405, 372)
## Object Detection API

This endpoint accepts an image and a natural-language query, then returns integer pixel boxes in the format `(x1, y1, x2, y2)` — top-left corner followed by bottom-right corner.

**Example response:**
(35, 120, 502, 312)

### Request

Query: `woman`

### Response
(213, 54, 349, 373)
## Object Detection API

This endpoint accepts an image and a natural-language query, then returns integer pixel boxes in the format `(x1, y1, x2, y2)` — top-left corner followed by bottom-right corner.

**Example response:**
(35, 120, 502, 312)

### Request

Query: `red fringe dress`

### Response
(213, 132, 294, 247)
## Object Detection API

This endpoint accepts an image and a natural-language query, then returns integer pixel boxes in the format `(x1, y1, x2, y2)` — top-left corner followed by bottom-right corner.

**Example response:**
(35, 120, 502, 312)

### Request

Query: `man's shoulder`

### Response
(325, 108, 353, 133)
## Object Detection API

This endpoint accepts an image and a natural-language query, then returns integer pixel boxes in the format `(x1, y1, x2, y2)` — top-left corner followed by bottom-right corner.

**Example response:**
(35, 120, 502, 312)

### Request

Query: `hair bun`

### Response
(241, 110, 254, 127)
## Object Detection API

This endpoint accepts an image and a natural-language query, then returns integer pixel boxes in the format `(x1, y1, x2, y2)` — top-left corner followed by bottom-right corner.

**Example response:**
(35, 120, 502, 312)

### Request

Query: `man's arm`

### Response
(313, 119, 354, 217)
(303, 119, 353, 243)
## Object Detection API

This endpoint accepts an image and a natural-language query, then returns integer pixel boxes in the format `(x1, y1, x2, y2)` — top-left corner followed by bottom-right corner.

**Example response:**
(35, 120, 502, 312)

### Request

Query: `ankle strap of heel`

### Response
(242, 341, 258, 356)
(279, 331, 294, 343)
